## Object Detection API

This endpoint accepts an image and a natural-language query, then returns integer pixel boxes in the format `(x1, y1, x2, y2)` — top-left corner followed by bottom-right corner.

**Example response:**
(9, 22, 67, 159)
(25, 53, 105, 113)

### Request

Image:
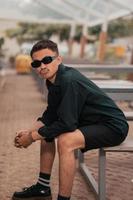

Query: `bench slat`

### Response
(124, 111, 133, 120)
(103, 139, 133, 152)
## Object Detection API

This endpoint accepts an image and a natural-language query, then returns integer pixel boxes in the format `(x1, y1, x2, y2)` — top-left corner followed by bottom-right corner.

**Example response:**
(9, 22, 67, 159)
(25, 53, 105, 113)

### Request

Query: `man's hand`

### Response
(14, 130, 34, 148)
(14, 130, 43, 148)
(14, 130, 27, 148)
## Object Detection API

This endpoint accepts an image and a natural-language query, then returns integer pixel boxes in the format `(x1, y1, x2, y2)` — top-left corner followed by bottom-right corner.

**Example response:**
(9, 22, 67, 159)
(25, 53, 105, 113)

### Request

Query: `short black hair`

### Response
(30, 39, 59, 57)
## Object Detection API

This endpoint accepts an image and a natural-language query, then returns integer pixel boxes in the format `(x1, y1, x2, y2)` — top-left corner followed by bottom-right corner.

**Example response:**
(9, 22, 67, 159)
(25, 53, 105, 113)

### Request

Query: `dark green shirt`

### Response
(38, 64, 128, 138)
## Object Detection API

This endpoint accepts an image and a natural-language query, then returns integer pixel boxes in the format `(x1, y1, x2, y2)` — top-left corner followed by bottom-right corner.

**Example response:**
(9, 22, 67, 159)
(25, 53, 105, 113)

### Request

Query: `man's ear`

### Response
(57, 55, 62, 64)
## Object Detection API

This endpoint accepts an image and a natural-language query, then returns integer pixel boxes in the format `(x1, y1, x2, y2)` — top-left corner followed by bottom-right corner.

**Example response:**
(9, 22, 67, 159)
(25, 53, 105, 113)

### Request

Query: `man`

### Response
(12, 39, 128, 200)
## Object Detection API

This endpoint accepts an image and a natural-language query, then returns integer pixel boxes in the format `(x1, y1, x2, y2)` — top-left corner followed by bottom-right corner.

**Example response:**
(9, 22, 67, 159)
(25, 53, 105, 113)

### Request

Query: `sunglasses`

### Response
(31, 56, 57, 68)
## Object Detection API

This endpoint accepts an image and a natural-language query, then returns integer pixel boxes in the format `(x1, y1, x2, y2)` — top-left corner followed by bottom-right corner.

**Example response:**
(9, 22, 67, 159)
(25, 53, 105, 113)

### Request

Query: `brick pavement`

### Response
(0, 73, 133, 200)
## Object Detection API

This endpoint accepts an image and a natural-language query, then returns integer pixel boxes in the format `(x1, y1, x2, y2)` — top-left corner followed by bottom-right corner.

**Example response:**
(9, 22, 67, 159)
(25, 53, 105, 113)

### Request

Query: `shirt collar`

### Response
(46, 63, 66, 87)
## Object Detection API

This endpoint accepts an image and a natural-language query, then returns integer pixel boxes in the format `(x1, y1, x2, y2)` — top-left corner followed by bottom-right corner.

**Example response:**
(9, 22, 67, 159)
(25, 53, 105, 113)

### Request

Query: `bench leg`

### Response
(78, 149, 84, 163)
(78, 150, 99, 197)
(99, 148, 106, 200)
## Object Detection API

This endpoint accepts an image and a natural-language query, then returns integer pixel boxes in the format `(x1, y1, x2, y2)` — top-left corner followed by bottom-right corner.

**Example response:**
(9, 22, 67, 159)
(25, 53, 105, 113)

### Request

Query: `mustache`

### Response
(40, 68, 49, 73)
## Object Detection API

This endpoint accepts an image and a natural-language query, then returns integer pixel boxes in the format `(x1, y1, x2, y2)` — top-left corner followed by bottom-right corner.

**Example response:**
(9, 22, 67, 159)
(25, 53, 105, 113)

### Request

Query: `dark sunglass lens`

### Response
(42, 56, 53, 64)
(31, 60, 41, 68)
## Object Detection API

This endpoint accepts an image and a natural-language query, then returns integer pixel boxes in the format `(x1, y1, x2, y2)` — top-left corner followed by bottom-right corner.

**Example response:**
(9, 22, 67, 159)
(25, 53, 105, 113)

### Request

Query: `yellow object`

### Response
(115, 46, 125, 57)
(15, 54, 31, 74)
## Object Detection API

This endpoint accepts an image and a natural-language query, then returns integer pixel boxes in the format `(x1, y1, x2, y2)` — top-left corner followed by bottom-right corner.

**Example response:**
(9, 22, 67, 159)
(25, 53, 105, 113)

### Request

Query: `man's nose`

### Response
(40, 62, 46, 69)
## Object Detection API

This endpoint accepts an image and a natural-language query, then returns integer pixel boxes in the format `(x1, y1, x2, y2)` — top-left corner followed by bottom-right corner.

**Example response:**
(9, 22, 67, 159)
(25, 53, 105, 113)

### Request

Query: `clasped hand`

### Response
(14, 130, 34, 148)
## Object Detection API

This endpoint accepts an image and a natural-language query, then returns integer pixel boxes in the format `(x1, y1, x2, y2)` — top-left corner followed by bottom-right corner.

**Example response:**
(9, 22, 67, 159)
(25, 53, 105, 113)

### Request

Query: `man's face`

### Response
(32, 48, 62, 82)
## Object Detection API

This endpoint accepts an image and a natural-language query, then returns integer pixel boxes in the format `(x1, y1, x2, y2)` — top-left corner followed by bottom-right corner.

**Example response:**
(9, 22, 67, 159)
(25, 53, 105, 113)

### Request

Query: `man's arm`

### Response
(37, 80, 87, 139)
(27, 120, 45, 132)
(14, 120, 44, 148)
(27, 120, 46, 141)
(28, 120, 54, 142)
(15, 119, 55, 148)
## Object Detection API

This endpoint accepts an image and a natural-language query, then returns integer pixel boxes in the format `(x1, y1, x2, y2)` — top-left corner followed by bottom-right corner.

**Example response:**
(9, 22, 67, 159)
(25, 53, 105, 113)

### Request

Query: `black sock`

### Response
(57, 194, 70, 200)
(37, 172, 51, 189)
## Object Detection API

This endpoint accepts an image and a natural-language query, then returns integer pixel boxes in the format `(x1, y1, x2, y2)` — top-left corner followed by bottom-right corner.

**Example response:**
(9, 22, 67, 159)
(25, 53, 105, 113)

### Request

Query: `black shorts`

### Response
(79, 124, 127, 153)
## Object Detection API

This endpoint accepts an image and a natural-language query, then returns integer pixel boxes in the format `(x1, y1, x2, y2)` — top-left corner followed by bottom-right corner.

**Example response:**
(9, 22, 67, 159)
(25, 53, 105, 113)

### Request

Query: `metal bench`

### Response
(78, 112, 133, 200)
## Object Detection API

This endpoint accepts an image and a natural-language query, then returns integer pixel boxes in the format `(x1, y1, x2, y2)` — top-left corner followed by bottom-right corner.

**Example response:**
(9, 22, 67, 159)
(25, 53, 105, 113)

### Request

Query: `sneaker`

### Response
(12, 184, 52, 200)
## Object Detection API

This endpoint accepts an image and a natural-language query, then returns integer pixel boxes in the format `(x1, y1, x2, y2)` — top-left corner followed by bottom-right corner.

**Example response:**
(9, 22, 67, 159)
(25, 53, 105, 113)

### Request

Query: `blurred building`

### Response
(0, 19, 20, 62)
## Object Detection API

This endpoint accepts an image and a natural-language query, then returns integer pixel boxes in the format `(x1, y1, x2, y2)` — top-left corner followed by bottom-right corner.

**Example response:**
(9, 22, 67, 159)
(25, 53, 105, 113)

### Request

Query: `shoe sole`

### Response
(12, 196, 52, 200)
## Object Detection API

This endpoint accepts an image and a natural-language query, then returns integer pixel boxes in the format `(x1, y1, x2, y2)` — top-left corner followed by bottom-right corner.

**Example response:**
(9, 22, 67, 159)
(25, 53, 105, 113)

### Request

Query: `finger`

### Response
(15, 138, 22, 145)
(16, 132, 23, 137)
(14, 138, 20, 145)
(15, 146, 22, 148)
(14, 140, 20, 145)
(16, 130, 28, 135)
(23, 143, 31, 148)
(14, 143, 22, 148)
(15, 141, 22, 147)
(14, 140, 20, 146)
(15, 137, 20, 142)
(14, 136, 19, 141)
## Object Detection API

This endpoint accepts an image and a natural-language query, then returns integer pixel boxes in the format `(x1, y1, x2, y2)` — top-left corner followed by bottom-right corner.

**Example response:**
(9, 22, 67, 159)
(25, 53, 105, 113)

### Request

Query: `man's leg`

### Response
(57, 129, 85, 200)
(36, 140, 56, 189)
(12, 140, 56, 200)
(40, 139, 56, 173)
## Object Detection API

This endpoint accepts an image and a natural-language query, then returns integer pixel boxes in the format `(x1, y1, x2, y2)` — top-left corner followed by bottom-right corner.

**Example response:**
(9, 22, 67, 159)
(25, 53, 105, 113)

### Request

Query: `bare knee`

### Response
(57, 134, 73, 155)
(57, 130, 85, 155)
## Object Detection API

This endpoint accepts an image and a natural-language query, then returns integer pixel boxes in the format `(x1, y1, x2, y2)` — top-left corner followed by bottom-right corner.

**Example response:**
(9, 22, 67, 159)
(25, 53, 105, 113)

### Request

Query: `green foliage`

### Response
(108, 18, 133, 39)
(73, 26, 82, 42)
(4, 17, 133, 44)
(0, 37, 4, 48)
(5, 22, 71, 43)
(0, 37, 4, 57)
(89, 25, 101, 36)
(58, 25, 70, 41)
(88, 18, 133, 40)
